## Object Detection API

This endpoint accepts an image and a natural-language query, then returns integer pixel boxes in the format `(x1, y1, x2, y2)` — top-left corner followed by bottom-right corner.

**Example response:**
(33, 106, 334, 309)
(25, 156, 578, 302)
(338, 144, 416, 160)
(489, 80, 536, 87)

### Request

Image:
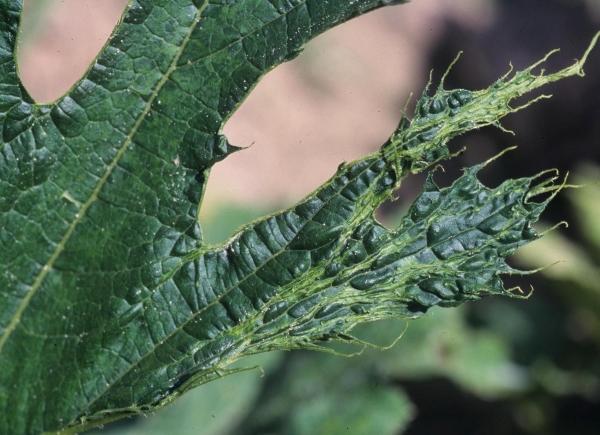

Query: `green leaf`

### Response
(0, 0, 597, 433)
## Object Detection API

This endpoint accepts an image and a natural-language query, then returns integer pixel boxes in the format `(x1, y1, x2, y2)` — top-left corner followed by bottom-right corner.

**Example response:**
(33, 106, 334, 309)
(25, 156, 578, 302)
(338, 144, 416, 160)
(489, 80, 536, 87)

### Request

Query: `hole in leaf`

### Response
(200, 3, 498, 241)
(201, 7, 437, 241)
(375, 173, 427, 230)
(17, 0, 129, 104)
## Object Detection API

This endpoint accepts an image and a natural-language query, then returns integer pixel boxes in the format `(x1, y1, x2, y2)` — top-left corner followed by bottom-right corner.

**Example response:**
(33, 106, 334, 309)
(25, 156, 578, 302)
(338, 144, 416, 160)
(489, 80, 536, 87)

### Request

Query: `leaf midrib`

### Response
(0, 0, 212, 353)
(0, 0, 319, 355)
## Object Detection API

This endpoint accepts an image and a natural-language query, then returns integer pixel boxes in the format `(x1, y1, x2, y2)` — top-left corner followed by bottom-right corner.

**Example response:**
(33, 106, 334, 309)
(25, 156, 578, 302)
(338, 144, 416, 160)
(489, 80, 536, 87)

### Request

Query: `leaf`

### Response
(0, 0, 597, 433)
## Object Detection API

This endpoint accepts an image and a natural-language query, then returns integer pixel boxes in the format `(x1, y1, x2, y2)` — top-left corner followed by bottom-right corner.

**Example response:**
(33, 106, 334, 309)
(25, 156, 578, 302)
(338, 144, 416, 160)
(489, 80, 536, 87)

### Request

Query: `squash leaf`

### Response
(0, 0, 597, 433)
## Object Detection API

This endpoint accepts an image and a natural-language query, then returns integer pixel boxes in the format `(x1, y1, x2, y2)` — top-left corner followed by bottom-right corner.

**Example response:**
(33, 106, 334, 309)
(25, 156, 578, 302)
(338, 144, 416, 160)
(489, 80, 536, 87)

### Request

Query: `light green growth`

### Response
(382, 32, 599, 178)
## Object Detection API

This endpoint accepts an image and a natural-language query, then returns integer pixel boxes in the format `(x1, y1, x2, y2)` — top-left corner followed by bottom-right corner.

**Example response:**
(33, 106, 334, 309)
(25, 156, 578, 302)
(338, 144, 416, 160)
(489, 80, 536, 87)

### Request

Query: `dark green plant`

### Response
(0, 1, 597, 433)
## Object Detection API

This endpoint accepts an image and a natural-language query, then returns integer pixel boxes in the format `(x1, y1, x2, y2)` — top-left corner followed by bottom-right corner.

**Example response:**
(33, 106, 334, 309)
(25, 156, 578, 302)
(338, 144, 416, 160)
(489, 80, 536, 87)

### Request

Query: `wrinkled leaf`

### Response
(0, 0, 596, 433)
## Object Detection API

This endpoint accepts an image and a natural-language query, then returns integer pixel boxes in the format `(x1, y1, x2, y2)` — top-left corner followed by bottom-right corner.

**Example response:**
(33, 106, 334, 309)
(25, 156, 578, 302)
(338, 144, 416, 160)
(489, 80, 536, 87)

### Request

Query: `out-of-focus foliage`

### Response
(518, 165, 600, 379)
(94, 353, 281, 435)
(233, 346, 414, 435)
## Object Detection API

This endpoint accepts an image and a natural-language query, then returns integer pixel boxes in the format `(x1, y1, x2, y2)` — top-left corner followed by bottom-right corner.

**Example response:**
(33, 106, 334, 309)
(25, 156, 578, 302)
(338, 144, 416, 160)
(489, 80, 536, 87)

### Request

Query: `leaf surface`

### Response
(0, 1, 596, 433)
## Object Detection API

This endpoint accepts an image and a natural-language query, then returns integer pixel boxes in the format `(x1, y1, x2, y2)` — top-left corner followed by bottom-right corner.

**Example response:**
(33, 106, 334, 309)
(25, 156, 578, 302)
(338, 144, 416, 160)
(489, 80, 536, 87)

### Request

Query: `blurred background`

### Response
(17, 1, 600, 434)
